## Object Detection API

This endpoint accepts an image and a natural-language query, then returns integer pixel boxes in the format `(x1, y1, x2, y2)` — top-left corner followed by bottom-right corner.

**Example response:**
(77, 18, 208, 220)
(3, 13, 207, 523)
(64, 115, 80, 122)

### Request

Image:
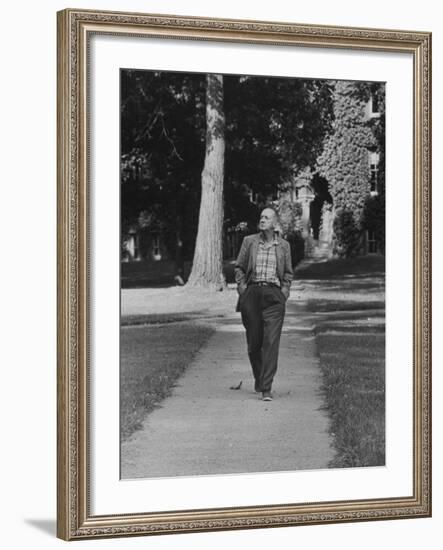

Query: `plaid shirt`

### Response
(251, 234, 280, 286)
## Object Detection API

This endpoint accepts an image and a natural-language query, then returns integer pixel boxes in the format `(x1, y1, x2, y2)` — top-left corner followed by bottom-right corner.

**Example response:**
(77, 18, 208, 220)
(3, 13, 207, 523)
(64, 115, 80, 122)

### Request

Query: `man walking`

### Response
(234, 207, 293, 401)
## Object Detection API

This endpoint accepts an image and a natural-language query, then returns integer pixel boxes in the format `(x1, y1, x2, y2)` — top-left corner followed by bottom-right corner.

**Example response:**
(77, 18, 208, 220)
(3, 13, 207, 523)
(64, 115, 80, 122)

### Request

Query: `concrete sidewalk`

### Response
(121, 297, 334, 479)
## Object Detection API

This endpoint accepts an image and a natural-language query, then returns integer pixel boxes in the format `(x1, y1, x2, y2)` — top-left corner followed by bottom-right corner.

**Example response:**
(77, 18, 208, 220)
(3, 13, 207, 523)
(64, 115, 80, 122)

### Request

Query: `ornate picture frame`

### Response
(57, 8, 431, 540)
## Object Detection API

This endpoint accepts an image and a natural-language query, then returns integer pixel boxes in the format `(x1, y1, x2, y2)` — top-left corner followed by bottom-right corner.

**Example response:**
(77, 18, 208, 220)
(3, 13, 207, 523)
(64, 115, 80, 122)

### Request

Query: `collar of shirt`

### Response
(259, 233, 279, 248)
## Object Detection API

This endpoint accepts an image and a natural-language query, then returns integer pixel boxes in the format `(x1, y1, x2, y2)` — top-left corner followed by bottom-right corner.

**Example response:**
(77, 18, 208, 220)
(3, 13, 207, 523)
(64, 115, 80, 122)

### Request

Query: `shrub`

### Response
(286, 230, 305, 266)
(361, 194, 385, 254)
(276, 199, 304, 266)
(333, 208, 360, 257)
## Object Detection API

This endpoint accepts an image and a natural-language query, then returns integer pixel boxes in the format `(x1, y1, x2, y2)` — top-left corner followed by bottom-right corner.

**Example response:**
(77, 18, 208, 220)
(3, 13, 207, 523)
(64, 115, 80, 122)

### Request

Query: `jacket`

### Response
(234, 233, 293, 312)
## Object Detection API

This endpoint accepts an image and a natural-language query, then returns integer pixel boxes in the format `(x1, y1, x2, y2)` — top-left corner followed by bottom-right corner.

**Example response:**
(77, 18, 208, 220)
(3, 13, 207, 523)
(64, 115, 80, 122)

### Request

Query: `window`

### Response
(365, 90, 381, 120)
(152, 233, 160, 258)
(248, 189, 257, 203)
(367, 230, 378, 254)
(370, 163, 378, 192)
(369, 151, 380, 195)
(133, 235, 140, 260)
(371, 92, 379, 114)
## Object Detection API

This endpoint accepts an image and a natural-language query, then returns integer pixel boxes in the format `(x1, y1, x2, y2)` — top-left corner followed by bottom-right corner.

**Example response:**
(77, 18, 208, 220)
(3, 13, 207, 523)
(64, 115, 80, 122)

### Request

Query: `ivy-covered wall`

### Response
(316, 81, 385, 256)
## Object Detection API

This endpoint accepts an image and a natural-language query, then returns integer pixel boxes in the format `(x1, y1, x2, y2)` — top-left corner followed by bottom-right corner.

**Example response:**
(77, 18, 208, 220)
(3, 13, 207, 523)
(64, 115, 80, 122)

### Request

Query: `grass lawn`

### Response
(315, 320, 385, 467)
(121, 285, 238, 317)
(121, 322, 215, 441)
(297, 256, 385, 468)
(296, 255, 385, 280)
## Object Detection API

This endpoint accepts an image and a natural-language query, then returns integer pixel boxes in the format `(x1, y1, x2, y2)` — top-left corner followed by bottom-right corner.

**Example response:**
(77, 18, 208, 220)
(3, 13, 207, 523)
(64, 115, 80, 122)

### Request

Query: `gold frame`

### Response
(57, 8, 432, 540)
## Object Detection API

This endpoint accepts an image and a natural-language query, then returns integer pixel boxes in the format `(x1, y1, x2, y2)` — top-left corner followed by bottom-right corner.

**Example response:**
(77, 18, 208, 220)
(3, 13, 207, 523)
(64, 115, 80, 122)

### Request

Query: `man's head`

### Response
(259, 207, 278, 233)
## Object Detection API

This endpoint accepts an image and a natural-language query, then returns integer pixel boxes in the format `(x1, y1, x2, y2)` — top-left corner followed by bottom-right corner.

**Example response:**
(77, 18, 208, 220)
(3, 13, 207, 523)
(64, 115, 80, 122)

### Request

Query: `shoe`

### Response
(254, 381, 262, 393)
(262, 391, 273, 401)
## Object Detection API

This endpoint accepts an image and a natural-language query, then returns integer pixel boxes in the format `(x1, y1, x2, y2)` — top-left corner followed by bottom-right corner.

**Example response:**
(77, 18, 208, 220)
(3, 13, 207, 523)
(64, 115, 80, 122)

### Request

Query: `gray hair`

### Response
(260, 206, 282, 233)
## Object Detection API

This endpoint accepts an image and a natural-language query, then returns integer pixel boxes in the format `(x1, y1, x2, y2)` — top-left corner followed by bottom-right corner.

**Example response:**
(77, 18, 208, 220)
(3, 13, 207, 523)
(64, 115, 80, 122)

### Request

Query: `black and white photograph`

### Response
(119, 69, 386, 479)
(1, 0, 439, 545)
(51, 4, 432, 543)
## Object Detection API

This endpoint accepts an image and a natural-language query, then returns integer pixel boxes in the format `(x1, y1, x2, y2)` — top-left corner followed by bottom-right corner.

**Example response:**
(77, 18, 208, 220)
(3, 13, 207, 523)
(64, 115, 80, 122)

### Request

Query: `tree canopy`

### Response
(121, 69, 334, 262)
(121, 70, 385, 266)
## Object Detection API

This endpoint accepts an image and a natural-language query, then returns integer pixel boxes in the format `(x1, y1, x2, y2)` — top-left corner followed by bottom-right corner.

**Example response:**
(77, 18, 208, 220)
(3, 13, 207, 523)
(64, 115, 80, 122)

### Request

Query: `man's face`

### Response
(259, 209, 276, 232)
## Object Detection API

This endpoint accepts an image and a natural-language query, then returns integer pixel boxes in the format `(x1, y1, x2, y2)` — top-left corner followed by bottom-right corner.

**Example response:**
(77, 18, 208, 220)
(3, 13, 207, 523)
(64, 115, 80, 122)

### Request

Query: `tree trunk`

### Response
(186, 74, 226, 290)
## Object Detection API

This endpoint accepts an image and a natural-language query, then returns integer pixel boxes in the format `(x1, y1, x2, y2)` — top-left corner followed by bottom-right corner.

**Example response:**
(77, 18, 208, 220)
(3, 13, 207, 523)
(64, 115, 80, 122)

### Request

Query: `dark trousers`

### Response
(239, 284, 286, 392)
